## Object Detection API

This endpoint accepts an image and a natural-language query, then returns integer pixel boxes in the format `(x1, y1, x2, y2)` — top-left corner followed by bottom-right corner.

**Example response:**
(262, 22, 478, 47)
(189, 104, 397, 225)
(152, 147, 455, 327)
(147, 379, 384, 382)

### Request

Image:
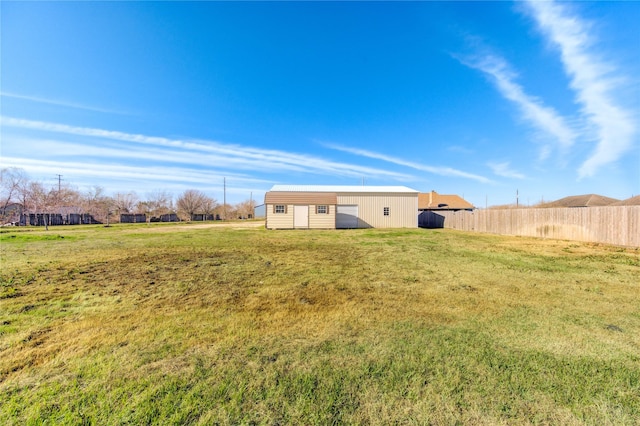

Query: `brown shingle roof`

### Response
(418, 191, 474, 210)
(541, 194, 620, 208)
(609, 195, 640, 206)
(265, 192, 337, 205)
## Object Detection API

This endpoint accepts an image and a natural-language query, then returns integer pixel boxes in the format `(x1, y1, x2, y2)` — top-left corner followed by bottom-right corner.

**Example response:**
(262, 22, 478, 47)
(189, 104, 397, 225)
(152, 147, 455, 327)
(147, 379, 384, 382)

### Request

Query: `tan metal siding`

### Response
(337, 193, 417, 228)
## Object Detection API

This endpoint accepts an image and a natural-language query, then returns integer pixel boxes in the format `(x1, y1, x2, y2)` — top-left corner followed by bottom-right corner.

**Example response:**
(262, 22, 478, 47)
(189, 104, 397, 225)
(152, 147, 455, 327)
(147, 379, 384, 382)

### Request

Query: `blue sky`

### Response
(1, 1, 638, 207)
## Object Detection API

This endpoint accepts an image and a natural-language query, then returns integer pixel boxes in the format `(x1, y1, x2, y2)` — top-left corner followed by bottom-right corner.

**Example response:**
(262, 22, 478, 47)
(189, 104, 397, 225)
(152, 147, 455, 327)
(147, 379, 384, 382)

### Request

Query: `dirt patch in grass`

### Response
(122, 220, 265, 232)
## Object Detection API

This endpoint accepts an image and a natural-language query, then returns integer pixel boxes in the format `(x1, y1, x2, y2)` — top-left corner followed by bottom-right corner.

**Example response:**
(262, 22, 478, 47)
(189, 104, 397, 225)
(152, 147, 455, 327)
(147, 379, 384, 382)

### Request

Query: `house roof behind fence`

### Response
(609, 195, 640, 206)
(418, 191, 474, 210)
(541, 194, 620, 208)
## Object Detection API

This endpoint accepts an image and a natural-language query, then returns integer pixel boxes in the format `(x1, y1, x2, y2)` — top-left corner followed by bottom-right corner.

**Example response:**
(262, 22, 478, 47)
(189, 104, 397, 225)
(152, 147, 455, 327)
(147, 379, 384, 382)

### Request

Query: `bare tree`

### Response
(176, 189, 206, 221)
(83, 186, 113, 223)
(136, 201, 153, 224)
(83, 186, 105, 212)
(149, 190, 173, 218)
(176, 190, 218, 221)
(112, 192, 139, 218)
(235, 198, 256, 219)
(23, 181, 44, 214)
(100, 197, 115, 226)
(1, 167, 29, 222)
(138, 190, 173, 223)
(25, 182, 55, 229)
(201, 195, 218, 220)
(215, 203, 236, 221)
(49, 183, 81, 212)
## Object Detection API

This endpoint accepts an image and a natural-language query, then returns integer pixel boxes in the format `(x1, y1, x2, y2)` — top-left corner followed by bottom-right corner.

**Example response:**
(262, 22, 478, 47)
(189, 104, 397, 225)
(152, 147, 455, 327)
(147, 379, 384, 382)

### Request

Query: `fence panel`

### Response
(425, 207, 639, 247)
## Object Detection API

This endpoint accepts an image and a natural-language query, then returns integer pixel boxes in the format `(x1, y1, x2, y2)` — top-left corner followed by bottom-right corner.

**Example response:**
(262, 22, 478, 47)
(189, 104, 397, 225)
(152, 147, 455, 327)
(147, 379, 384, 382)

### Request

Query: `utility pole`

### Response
(516, 189, 519, 208)
(56, 174, 63, 192)
(223, 177, 226, 220)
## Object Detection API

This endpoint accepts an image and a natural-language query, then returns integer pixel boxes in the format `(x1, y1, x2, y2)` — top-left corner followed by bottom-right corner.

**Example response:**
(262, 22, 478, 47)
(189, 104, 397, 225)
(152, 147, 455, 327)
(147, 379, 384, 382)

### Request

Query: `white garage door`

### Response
(336, 205, 359, 229)
(294, 205, 309, 228)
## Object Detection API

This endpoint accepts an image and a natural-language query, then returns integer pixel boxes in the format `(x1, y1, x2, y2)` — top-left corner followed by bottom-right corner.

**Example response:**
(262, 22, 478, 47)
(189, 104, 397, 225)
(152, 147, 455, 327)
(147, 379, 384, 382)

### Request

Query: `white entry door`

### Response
(294, 205, 309, 228)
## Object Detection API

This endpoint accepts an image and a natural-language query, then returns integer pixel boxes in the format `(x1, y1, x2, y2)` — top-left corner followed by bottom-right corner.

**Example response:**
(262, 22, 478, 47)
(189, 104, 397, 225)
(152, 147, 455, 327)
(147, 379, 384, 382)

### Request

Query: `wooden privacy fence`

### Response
(419, 206, 640, 247)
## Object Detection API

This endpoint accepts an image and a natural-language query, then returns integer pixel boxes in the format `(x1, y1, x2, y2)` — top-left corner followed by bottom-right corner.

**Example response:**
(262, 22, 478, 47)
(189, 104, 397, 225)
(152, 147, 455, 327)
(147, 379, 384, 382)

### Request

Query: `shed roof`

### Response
(265, 192, 337, 205)
(418, 191, 474, 210)
(269, 185, 419, 193)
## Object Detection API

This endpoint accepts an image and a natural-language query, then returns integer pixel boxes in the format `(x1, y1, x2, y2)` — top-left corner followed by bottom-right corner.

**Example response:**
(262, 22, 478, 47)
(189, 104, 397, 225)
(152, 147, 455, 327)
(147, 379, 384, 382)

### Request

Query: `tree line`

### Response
(0, 168, 256, 225)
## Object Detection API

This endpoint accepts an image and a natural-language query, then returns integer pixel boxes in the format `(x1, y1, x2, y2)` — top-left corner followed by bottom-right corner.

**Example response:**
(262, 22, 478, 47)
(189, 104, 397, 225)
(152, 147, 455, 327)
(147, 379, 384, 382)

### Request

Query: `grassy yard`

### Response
(1, 223, 639, 424)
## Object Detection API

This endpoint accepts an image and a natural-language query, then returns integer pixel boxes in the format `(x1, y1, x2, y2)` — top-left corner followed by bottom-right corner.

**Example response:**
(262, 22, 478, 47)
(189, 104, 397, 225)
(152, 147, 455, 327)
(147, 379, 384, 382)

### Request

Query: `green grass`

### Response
(1, 223, 639, 424)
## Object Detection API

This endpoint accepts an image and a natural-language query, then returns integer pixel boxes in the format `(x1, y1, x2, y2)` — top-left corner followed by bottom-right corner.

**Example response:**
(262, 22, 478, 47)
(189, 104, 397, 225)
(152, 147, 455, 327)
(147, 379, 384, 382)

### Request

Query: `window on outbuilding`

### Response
(383, 207, 390, 216)
(316, 205, 328, 214)
(274, 205, 286, 214)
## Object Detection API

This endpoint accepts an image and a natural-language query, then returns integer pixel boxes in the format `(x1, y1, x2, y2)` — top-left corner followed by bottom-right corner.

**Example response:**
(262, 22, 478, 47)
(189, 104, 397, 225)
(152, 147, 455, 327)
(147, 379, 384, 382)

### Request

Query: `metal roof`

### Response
(269, 185, 419, 193)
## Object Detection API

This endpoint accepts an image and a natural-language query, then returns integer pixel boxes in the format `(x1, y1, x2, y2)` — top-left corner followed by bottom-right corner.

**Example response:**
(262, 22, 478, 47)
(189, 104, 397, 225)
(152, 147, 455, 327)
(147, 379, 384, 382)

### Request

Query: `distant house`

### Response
(1, 203, 23, 224)
(418, 191, 474, 229)
(540, 194, 620, 208)
(418, 191, 474, 211)
(265, 185, 419, 229)
(610, 195, 640, 206)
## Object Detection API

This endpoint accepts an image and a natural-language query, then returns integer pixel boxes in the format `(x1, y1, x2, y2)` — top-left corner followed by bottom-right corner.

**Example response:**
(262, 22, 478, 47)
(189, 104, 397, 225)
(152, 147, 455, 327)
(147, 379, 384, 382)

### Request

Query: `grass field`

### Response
(1, 223, 639, 424)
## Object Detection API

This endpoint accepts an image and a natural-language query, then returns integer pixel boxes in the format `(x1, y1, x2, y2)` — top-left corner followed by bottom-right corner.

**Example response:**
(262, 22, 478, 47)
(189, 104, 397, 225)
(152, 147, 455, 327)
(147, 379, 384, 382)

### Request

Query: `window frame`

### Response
(383, 207, 390, 216)
(316, 205, 329, 214)
(274, 205, 287, 214)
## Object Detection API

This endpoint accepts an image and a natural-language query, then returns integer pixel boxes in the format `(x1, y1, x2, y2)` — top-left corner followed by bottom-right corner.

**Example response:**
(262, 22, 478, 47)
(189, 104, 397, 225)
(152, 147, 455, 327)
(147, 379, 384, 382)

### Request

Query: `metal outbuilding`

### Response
(264, 185, 419, 229)
(254, 204, 266, 219)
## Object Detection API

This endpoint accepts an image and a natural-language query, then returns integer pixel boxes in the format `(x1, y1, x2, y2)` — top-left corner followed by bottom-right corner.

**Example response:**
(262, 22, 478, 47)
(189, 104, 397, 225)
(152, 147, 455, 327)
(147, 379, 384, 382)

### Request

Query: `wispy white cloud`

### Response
(0, 156, 258, 185)
(324, 143, 492, 184)
(2, 156, 269, 199)
(9, 136, 308, 175)
(523, 0, 636, 178)
(0, 91, 127, 115)
(487, 161, 526, 180)
(1, 116, 413, 182)
(458, 53, 576, 157)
